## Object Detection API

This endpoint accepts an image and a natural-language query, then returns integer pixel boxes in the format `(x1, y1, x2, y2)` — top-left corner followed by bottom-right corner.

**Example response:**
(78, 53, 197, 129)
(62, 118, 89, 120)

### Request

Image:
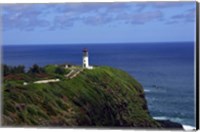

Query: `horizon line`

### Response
(2, 41, 195, 46)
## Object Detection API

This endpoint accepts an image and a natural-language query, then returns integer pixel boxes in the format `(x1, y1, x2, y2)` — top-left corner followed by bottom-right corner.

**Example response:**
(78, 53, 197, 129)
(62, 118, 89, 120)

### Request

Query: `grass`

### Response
(3, 65, 161, 127)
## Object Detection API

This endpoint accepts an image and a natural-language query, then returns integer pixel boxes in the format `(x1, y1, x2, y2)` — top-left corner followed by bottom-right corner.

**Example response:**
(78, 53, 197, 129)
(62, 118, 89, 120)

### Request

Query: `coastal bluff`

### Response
(3, 65, 183, 129)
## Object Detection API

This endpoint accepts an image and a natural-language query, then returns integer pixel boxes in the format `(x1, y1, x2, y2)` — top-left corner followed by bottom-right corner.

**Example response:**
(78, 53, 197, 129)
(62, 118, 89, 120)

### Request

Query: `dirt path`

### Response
(24, 69, 83, 85)
(65, 69, 83, 79)
(34, 79, 60, 84)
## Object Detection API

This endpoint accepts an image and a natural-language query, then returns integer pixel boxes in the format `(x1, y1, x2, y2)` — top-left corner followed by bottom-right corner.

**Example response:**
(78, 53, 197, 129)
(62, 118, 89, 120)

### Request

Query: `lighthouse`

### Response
(82, 48, 93, 69)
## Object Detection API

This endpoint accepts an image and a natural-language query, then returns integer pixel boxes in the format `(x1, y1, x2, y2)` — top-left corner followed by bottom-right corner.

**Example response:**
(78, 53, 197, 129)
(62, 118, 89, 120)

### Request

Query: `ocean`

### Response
(2, 42, 195, 127)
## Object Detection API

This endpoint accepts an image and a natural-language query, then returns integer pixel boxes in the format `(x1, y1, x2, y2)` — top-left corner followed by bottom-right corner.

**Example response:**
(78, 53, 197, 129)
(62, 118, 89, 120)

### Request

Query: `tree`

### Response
(3, 64, 10, 76)
(28, 64, 45, 74)
(55, 67, 65, 75)
(3, 64, 25, 76)
(14, 65, 25, 74)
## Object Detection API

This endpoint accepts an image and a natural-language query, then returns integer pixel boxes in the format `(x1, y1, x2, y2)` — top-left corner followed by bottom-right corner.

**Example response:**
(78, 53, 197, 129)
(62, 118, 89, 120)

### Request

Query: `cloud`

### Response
(49, 3, 163, 28)
(49, 13, 78, 30)
(168, 8, 195, 24)
(135, 2, 192, 11)
(53, 3, 130, 14)
(150, 2, 188, 8)
(165, 20, 179, 25)
(1, 3, 132, 30)
(46, 3, 131, 29)
(1, 2, 196, 31)
(1, 4, 49, 31)
(116, 11, 163, 25)
(82, 14, 113, 26)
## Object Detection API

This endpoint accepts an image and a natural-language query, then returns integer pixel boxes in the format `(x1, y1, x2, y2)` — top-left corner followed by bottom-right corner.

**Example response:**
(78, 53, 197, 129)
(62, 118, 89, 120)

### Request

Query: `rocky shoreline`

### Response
(156, 120, 196, 130)
(156, 120, 183, 129)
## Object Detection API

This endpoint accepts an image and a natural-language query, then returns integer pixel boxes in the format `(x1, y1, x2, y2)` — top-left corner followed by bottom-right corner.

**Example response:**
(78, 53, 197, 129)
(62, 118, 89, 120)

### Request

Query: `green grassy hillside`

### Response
(3, 66, 161, 127)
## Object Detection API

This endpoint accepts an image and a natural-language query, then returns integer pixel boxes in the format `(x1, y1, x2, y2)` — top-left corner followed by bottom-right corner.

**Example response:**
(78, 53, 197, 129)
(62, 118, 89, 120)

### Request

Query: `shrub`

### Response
(3, 64, 25, 76)
(55, 67, 66, 75)
(28, 64, 45, 74)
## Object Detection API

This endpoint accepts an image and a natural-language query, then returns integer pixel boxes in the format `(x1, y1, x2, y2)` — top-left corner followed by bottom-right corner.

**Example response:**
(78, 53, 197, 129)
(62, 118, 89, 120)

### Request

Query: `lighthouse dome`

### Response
(83, 48, 88, 52)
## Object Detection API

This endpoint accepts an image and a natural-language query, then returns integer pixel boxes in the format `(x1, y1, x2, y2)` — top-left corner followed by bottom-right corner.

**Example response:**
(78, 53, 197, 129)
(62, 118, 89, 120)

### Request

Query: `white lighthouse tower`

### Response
(82, 48, 93, 69)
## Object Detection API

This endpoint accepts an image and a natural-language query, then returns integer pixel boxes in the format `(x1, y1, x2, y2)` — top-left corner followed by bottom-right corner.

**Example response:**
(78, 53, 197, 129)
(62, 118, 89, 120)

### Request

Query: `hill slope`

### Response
(3, 66, 161, 127)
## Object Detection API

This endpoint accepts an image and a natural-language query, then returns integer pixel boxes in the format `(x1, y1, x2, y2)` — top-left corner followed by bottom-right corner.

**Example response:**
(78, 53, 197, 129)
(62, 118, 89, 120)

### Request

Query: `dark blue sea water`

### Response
(2, 42, 195, 127)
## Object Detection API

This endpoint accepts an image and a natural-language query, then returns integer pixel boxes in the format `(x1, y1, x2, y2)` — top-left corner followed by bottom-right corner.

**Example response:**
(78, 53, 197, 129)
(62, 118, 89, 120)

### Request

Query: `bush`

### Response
(55, 67, 66, 75)
(44, 65, 57, 74)
(28, 64, 45, 74)
(3, 64, 25, 76)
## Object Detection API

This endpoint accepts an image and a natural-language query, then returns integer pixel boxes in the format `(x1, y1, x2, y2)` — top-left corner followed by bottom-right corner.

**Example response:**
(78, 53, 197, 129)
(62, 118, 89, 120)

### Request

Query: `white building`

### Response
(64, 64, 69, 69)
(82, 48, 93, 69)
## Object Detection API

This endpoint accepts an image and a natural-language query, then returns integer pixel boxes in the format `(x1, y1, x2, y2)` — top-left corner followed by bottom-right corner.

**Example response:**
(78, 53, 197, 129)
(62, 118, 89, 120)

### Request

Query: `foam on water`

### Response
(153, 116, 168, 120)
(153, 116, 184, 122)
(144, 89, 151, 92)
(153, 116, 196, 130)
(182, 125, 196, 130)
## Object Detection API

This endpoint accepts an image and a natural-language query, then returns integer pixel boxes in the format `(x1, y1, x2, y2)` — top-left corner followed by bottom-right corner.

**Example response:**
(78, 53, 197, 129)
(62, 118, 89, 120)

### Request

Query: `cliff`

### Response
(2, 66, 182, 128)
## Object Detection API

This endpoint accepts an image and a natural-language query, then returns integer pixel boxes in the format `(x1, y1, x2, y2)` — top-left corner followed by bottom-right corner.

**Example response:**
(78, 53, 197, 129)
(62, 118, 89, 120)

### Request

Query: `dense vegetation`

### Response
(3, 64, 69, 83)
(3, 65, 162, 127)
(3, 64, 25, 76)
(3, 64, 68, 76)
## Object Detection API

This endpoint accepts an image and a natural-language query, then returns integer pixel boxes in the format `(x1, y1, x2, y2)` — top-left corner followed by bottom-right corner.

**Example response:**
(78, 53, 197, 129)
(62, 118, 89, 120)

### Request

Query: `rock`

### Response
(156, 120, 183, 129)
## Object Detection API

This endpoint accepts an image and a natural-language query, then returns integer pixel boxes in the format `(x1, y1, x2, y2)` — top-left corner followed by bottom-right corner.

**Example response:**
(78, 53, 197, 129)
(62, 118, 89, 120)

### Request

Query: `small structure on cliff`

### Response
(82, 48, 93, 69)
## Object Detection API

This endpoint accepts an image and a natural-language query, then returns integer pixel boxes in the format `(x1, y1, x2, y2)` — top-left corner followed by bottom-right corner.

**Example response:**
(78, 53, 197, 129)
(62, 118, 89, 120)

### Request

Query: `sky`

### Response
(0, 2, 197, 45)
